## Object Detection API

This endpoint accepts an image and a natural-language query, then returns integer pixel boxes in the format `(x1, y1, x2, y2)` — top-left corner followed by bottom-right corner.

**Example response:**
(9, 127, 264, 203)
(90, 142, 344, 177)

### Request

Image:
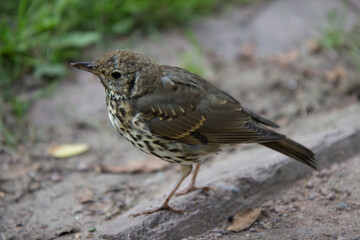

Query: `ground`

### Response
(195, 155, 360, 240)
(1, 0, 360, 239)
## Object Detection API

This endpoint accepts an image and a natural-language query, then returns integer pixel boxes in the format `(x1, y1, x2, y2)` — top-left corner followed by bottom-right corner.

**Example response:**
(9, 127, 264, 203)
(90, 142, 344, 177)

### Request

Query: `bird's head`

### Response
(71, 49, 159, 97)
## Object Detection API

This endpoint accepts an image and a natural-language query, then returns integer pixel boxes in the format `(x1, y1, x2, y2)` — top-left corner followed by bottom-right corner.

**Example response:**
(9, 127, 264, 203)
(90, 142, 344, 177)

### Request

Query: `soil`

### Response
(194, 155, 360, 240)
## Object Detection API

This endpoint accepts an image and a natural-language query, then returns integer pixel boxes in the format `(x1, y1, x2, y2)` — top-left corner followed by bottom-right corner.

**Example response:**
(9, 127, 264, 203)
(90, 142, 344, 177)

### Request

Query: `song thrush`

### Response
(71, 49, 316, 216)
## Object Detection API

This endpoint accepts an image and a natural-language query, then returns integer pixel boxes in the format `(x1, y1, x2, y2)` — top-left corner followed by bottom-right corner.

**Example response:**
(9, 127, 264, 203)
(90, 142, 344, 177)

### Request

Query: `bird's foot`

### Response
(129, 203, 188, 217)
(175, 185, 212, 196)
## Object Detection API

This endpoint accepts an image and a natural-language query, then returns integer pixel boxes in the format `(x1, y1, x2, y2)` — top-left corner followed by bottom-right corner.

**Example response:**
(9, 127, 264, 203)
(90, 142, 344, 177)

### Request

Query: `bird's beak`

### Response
(71, 62, 98, 74)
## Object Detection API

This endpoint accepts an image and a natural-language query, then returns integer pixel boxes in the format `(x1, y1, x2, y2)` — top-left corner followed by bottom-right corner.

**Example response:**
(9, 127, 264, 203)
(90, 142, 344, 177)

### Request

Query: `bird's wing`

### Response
(242, 106, 280, 128)
(134, 71, 208, 144)
(134, 67, 285, 145)
(197, 101, 285, 144)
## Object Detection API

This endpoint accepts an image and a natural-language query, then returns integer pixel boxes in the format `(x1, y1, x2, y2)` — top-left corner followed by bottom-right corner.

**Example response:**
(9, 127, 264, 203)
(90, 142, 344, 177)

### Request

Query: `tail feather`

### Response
(260, 138, 317, 170)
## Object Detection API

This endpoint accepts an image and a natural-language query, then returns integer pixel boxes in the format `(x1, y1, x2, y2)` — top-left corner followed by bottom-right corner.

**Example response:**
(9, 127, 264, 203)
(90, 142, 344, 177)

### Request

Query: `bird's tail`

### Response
(260, 138, 317, 169)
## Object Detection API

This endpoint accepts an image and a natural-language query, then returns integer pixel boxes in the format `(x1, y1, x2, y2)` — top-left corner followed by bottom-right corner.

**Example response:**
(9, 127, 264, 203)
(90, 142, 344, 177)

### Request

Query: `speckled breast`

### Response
(106, 92, 210, 165)
(106, 91, 146, 148)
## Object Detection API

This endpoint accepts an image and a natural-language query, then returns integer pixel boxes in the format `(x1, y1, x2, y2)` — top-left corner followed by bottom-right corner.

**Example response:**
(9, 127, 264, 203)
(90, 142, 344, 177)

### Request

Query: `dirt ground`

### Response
(193, 154, 360, 240)
(1, 0, 360, 239)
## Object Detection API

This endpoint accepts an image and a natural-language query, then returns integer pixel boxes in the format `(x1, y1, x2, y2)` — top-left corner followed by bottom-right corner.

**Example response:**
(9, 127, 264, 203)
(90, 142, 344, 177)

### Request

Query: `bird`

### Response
(71, 49, 316, 217)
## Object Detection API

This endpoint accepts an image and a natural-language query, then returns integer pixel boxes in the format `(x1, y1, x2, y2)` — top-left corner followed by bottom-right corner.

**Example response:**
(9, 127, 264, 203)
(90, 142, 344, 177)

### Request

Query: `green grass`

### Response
(320, 9, 360, 71)
(349, 23, 360, 70)
(321, 10, 347, 50)
(178, 29, 209, 77)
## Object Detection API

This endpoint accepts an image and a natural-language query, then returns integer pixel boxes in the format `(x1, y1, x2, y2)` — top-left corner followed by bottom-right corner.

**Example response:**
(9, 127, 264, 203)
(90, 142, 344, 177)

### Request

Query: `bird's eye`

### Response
(111, 71, 122, 79)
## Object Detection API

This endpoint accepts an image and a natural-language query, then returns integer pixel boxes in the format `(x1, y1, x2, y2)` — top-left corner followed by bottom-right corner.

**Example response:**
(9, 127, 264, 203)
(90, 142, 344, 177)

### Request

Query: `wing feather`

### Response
(133, 67, 284, 145)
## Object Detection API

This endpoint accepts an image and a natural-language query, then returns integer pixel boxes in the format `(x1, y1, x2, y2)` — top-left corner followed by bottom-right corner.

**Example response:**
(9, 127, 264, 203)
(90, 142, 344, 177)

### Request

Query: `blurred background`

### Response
(0, 0, 360, 239)
(0, 0, 236, 145)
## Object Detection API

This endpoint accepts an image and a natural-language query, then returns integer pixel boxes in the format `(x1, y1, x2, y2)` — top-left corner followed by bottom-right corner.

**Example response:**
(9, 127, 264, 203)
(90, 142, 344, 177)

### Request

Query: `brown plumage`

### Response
(72, 49, 316, 216)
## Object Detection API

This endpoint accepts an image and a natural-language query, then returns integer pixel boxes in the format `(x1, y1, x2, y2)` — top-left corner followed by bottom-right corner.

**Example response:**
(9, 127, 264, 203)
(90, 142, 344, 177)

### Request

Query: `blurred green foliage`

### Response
(349, 23, 360, 70)
(178, 30, 208, 77)
(0, 0, 230, 99)
(321, 10, 345, 50)
(321, 10, 360, 70)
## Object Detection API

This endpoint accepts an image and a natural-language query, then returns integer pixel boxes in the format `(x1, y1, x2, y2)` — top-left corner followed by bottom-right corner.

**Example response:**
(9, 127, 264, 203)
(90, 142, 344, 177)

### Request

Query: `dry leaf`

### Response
(325, 66, 347, 87)
(77, 187, 95, 204)
(48, 144, 89, 158)
(99, 158, 169, 174)
(275, 49, 299, 67)
(306, 39, 322, 54)
(238, 42, 256, 63)
(227, 207, 262, 232)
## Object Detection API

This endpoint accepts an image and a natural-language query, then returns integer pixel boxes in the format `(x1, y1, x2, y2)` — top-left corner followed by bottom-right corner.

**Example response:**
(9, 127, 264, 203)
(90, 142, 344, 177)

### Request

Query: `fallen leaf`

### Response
(238, 42, 256, 63)
(227, 207, 262, 232)
(325, 66, 347, 87)
(99, 158, 169, 174)
(48, 144, 89, 158)
(77, 187, 95, 204)
(275, 49, 299, 67)
(306, 39, 322, 54)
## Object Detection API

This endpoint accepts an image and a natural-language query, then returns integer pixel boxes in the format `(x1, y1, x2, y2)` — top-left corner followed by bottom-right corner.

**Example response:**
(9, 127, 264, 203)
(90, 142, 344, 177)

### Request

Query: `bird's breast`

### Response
(106, 93, 219, 164)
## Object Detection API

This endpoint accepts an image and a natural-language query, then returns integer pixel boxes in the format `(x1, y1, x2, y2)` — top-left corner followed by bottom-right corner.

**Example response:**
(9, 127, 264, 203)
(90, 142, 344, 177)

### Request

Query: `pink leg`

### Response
(130, 164, 192, 217)
(176, 163, 211, 196)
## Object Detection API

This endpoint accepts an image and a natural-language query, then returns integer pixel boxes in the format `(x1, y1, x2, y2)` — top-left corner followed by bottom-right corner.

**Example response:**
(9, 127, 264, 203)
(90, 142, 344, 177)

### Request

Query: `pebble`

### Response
(306, 181, 314, 189)
(218, 182, 239, 193)
(77, 162, 90, 171)
(319, 187, 330, 196)
(210, 230, 229, 235)
(317, 169, 331, 178)
(287, 79, 298, 90)
(289, 208, 297, 213)
(259, 221, 272, 230)
(249, 228, 257, 232)
(16, 222, 23, 227)
(308, 194, 315, 201)
(50, 172, 63, 182)
(325, 192, 336, 201)
(337, 202, 348, 210)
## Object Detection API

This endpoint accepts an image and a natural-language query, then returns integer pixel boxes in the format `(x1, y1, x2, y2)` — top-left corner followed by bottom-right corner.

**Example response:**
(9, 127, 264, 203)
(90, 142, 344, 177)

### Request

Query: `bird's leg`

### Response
(130, 165, 192, 217)
(176, 163, 211, 196)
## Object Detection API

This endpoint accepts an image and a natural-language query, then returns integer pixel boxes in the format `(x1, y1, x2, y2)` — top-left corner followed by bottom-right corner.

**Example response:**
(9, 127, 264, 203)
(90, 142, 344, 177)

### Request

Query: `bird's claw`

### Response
(129, 204, 188, 217)
(176, 185, 212, 196)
